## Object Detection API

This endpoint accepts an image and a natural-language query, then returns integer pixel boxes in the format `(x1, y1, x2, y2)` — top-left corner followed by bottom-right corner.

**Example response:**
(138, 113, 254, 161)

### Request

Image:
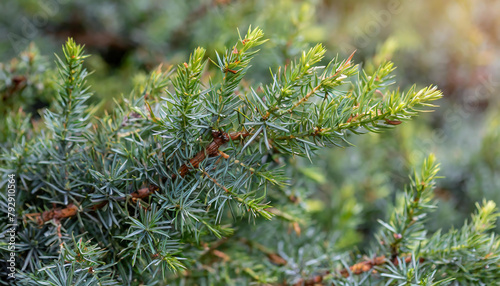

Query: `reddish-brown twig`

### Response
(339, 255, 386, 277)
(175, 130, 249, 178)
(25, 130, 250, 225)
(287, 254, 414, 286)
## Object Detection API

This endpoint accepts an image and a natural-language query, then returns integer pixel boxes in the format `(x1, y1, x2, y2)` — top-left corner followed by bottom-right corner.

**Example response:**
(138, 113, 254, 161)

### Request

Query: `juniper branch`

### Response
(24, 130, 251, 224)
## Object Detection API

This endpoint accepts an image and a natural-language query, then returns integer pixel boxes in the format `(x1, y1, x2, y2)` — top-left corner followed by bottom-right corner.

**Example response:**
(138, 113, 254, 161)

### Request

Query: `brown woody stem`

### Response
(25, 130, 250, 225)
(284, 254, 414, 286)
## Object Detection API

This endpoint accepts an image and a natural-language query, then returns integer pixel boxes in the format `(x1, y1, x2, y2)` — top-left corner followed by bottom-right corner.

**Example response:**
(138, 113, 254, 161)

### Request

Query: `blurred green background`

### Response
(1, 0, 499, 250)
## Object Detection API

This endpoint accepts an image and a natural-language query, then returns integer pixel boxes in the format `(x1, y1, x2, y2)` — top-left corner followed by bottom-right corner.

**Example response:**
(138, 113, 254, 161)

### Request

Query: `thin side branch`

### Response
(279, 50, 356, 116)
(285, 254, 414, 286)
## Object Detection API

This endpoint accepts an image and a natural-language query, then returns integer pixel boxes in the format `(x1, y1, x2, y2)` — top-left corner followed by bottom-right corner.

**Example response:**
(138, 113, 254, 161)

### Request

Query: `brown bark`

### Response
(287, 254, 415, 285)
(25, 130, 250, 224)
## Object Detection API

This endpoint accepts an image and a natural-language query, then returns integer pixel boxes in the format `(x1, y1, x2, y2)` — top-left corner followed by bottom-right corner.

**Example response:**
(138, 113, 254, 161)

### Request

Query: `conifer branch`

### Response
(278, 50, 356, 117)
(377, 154, 440, 260)
(10, 27, 497, 286)
(24, 130, 251, 224)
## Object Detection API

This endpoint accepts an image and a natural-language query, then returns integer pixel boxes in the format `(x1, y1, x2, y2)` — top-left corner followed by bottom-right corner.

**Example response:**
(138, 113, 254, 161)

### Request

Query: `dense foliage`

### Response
(1, 25, 500, 285)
